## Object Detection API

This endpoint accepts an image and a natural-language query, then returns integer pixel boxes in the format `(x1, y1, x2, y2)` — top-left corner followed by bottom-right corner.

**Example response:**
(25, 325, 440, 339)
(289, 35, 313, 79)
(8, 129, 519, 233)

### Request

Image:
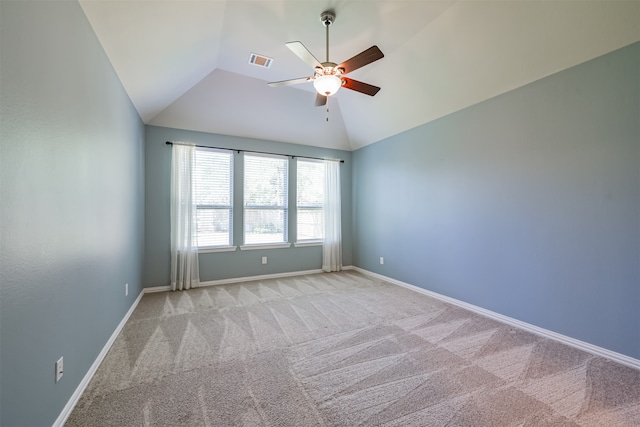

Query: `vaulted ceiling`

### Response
(78, 0, 639, 151)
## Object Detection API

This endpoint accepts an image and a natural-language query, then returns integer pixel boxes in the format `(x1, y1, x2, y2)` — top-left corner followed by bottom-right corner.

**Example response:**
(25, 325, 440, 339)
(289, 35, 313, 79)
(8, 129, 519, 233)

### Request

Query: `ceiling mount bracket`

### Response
(320, 11, 335, 27)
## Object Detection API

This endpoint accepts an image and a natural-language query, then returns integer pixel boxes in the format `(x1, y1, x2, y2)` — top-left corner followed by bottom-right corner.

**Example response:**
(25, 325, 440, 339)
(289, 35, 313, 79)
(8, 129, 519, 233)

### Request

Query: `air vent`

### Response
(249, 53, 273, 68)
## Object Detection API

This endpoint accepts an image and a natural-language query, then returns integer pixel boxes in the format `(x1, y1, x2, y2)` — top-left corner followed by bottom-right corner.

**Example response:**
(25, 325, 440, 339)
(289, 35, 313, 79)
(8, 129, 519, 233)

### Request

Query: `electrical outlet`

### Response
(261, 256, 267, 265)
(55, 357, 63, 382)
(125, 283, 128, 296)
(380, 257, 384, 265)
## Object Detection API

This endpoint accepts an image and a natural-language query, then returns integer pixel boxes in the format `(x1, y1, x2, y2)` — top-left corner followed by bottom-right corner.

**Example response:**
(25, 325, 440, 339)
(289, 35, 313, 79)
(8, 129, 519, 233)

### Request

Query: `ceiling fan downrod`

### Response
(320, 11, 335, 63)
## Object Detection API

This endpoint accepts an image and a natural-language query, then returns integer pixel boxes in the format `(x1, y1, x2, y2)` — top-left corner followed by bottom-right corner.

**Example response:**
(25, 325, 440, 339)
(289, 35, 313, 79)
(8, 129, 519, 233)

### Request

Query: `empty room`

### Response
(1, 1, 639, 426)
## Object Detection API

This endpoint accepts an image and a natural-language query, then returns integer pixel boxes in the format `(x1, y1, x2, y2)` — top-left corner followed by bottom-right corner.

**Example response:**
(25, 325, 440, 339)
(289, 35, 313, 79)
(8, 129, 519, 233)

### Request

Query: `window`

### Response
(297, 159, 325, 241)
(244, 153, 288, 245)
(193, 149, 233, 248)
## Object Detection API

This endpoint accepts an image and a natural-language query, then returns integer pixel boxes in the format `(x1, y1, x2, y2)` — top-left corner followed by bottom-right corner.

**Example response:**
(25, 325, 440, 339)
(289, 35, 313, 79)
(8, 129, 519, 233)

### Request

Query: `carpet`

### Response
(66, 271, 640, 426)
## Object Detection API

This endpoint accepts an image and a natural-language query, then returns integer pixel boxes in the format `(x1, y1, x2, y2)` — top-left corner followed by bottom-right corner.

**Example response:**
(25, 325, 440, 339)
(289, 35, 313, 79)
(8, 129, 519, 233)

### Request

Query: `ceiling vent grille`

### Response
(249, 53, 273, 68)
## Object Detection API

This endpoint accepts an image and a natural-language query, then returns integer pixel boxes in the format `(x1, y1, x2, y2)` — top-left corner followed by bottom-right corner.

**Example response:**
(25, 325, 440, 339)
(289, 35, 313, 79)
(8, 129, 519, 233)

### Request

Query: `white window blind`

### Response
(244, 153, 288, 245)
(193, 149, 233, 247)
(297, 159, 325, 241)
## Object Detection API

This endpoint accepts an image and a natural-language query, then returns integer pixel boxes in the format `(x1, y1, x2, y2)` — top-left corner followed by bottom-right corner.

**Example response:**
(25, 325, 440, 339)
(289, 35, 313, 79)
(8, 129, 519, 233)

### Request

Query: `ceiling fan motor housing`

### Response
(316, 62, 340, 76)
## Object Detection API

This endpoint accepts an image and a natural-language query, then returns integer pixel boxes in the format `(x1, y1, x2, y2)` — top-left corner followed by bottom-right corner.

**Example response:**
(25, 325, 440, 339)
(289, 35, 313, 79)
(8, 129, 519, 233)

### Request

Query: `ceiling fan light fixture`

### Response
(313, 74, 342, 96)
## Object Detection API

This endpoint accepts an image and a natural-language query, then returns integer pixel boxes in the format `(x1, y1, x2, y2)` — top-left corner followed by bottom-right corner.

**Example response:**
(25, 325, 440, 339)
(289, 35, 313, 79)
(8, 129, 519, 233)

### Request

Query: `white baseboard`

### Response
(351, 266, 640, 371)
(144, 285, 171, 293)
(199, 268, 324, 287)
(143, 268, 337, 293)
(52, 290, 145, 427)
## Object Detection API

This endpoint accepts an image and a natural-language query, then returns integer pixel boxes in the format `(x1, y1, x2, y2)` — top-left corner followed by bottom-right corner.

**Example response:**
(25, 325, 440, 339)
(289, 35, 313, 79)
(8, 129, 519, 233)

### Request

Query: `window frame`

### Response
(295, 158, 325, 245)
(241, 152, 290, 248)
(193, 147, 235, 252)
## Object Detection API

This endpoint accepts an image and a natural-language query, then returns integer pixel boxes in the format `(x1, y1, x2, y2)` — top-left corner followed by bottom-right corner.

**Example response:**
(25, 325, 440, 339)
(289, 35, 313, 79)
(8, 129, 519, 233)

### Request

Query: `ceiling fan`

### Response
(268, 10, 384, 107)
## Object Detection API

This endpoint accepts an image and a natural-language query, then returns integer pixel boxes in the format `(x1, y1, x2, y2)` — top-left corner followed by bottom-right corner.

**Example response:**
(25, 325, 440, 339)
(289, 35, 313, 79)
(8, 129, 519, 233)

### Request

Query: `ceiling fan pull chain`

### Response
(326, 97, 329, 122)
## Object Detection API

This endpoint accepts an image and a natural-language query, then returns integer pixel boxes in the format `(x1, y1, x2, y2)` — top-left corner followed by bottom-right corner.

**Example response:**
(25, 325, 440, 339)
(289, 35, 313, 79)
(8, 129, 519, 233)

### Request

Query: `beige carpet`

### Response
(66, 271, 640, 426)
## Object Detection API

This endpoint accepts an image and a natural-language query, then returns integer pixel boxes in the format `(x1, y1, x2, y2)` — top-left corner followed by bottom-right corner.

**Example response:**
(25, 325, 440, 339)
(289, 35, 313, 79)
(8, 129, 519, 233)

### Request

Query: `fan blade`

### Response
(267, 77, 311, 87)
(286, 41, 323, 69)
(342, 78, 381, 96)
(315, 93, 327, 107)
(337, 46, 384, 75)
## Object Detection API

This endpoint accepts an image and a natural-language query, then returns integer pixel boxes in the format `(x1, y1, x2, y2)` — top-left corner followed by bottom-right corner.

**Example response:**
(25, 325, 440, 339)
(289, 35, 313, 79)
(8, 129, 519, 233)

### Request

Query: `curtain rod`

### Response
(165, 141, 344, 163)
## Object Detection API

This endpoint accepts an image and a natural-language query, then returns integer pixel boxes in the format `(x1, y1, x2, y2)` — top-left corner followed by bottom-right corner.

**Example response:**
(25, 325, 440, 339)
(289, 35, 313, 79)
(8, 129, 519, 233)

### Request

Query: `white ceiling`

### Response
(79, 0, 640, 151)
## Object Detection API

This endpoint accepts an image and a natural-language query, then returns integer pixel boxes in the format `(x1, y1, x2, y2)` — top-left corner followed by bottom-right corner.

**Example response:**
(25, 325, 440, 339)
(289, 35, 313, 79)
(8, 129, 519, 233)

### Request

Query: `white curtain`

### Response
(170, 143, 200, 291)
(322, 160, 342, 272)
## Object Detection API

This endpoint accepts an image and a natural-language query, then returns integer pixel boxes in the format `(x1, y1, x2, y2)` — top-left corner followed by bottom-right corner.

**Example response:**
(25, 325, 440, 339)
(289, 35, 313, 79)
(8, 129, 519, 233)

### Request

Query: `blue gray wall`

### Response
(352, 42, 640, 359)
(144, 125, 352, 287)
(0, 1, 145, 425)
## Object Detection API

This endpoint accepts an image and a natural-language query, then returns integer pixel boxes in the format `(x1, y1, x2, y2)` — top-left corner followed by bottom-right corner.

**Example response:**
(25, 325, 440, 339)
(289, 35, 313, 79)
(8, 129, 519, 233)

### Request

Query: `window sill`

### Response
(199, 246, 237, 253)
(294, 241, 323, 247)
(240, 243, 291, 251)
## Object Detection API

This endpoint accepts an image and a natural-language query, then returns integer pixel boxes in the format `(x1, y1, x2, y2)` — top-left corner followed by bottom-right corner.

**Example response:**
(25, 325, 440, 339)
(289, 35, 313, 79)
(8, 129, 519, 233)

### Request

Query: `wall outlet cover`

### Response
(55, 357, 63, 382)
